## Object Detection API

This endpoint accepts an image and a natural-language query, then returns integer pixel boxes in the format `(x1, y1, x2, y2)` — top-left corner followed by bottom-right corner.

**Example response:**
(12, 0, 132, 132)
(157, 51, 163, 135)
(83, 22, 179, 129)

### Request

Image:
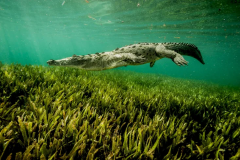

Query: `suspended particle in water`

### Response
(62, 1, 65, 6)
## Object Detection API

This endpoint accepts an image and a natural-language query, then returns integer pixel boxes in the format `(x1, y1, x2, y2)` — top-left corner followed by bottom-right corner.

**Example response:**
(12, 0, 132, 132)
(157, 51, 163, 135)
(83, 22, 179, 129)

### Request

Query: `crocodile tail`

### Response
(162, 42, 205, 64)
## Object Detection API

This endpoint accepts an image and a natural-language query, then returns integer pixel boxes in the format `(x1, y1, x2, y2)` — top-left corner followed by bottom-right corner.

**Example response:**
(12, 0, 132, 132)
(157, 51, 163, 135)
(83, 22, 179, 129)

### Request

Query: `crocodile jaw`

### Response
(47, 58, 71, 66)
(47, 57, 86, 69)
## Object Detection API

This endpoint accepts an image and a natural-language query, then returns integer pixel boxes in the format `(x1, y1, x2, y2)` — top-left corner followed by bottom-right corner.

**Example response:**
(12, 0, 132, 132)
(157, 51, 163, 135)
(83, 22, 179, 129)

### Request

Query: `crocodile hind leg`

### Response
(171, 53, 188, 66)
(156, 44, 188, 66)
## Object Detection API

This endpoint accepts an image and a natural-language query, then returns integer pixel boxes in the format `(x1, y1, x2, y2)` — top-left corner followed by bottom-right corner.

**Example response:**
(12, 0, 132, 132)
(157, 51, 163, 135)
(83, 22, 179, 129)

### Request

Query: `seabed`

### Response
(0, 62, 240, 160)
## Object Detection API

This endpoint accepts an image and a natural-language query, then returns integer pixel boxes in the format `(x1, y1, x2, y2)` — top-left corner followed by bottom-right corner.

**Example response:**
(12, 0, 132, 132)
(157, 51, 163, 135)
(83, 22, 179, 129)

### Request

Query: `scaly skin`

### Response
(47, 42, 205, 71)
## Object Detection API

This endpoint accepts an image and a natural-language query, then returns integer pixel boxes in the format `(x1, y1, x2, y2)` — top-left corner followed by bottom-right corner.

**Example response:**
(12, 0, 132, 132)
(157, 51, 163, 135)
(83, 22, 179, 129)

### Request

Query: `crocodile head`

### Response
(47, 59, 58, 66)
(47, 56, 88, 68)
(46, 59, 70, 66)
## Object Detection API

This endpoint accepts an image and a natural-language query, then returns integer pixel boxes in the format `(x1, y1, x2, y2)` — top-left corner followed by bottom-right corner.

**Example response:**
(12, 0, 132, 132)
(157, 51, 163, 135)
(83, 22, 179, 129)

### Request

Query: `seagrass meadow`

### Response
(0, 62, 240, 160)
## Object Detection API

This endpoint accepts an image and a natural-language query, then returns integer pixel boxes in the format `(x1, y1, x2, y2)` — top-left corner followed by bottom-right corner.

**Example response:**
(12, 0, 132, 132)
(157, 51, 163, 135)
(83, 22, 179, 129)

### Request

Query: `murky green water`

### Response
(0, 0, 240, 86)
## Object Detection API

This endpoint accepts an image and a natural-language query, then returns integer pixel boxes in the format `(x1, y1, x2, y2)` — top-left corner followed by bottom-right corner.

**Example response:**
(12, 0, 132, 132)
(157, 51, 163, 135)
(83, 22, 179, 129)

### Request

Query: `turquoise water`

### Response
(0, 0, 240, 86)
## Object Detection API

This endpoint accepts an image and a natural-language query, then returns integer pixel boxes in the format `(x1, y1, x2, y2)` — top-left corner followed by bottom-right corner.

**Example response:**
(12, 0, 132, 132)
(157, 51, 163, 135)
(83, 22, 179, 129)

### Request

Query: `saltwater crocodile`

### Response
(47, 42, 205, 71)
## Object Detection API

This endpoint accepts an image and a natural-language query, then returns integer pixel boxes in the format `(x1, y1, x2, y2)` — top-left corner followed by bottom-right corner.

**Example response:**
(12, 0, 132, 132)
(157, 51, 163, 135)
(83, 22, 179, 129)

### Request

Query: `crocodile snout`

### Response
(47, 59, 56, 66)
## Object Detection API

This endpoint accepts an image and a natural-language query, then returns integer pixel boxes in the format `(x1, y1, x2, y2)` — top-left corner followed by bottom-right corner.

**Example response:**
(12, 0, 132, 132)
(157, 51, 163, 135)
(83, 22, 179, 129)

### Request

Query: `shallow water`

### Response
(0, 0, 240, 86)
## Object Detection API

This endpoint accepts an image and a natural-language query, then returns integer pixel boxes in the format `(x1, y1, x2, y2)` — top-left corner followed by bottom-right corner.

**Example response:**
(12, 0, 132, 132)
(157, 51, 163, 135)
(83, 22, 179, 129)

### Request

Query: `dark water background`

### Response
(0, 0, 240, 86)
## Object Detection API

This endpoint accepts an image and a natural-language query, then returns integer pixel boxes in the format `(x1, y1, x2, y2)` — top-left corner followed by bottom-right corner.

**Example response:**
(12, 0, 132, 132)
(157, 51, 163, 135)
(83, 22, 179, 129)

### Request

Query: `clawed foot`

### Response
(173, 54, 188, 66)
